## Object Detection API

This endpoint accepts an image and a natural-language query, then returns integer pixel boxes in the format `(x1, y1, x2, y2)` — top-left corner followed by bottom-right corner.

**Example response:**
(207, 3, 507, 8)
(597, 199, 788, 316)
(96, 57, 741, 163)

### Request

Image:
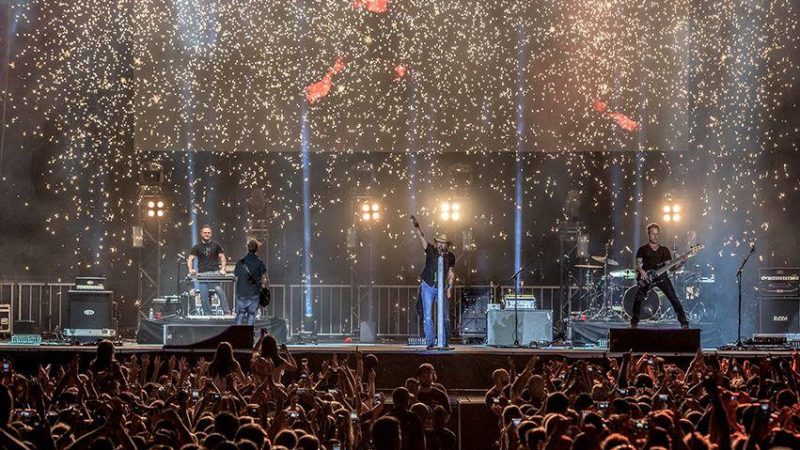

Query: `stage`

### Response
(0, 340, 791, 390)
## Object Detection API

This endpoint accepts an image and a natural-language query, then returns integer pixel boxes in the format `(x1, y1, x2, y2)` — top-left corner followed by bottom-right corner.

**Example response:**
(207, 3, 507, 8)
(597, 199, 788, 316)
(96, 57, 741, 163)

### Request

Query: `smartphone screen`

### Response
(512, 418, 522, 427)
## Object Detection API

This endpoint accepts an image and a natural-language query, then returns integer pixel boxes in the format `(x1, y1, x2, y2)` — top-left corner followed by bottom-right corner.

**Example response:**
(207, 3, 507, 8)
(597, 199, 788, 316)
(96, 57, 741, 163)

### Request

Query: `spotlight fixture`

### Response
(660, 200, 684, 223)
(142, 196, 167, 219)
(356, 198, 382, 224)
(438, 199, 466, 222)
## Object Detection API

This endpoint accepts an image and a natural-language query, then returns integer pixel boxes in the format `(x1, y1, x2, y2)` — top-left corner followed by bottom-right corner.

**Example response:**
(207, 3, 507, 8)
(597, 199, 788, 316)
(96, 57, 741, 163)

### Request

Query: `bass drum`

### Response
(622, 286, 661, 320)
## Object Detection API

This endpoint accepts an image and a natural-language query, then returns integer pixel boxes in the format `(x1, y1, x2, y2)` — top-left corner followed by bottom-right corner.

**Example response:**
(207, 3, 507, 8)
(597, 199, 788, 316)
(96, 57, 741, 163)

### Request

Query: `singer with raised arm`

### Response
(186, 224, 230, 315)
(411, 215, 456, 349)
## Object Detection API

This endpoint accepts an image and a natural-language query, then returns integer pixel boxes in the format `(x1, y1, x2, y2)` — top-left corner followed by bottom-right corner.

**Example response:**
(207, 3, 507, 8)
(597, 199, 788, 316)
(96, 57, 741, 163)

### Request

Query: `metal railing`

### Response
(1, 281, 576, 339)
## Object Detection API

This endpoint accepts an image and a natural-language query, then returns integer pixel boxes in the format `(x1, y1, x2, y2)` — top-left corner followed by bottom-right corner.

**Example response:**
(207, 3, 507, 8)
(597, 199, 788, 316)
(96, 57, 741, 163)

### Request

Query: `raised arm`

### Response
(410, 215, 428, 251)
(219, 253, 227, 274)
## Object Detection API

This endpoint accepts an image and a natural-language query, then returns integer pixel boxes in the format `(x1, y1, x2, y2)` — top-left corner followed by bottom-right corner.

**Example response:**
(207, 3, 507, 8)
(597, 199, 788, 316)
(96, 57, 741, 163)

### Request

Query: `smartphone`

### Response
(760, 402, 770, 413)
(647, 358, 654, 366)
(289, 411, 299, 420)
(248, 407, 259, 416)
(635, 420, 647, 430)
(350, 411, 359, 422)
(1, 362, 9, 373)
(210, 393, 221, 401)
(18, 410, 33, 418)
(191, 389, 200, 400)
(598, 401, 609, 410)
(617, 388, 628, 396)
(512, 418, 522, 427)
(332, 444, 341, 450)
(297, 388, 306, 395)
(658, 394, 668, 402)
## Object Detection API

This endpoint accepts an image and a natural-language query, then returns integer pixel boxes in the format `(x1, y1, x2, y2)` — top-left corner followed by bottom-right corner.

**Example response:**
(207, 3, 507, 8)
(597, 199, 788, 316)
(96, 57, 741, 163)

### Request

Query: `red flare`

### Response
(306, 57, 347, 105)
(352, 0, 389, 13)
(593, 99, 639, 132)
(593, 100, 607, 113)
(393, 64, 407, 81)
(608, 112, 640, 132)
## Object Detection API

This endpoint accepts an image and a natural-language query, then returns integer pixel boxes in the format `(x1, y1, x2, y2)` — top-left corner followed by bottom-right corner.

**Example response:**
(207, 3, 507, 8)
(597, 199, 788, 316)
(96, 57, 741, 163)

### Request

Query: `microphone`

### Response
(177, 253, 187, 261)
(749, 242, 756, 253)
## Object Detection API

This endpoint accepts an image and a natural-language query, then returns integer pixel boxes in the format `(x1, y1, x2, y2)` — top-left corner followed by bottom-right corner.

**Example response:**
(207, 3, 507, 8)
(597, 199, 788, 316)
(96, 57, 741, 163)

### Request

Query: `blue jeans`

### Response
(420, 281, 450, 346)
(235, 295, 260, 326)
(197, 272, 229, 314)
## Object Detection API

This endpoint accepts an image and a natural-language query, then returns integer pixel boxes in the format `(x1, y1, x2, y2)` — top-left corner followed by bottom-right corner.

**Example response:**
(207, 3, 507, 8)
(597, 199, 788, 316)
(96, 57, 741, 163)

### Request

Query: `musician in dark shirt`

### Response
(187, 225, 230, 315)
(410, 216, 456, 349)
(234, 239, 268, 325)
(631, 223, 689, 328)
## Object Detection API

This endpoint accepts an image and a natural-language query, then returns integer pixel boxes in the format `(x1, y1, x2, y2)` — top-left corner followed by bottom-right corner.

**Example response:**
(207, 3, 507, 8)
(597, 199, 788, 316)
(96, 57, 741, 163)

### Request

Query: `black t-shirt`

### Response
(420, 244, 456, 287)
(386, 409, 426, 450)
(416, 386, 451, 414)
(234, 253, 267, 297)
(190, 240, 225, 273)
(426, 428, 457, 450)
(636, 244, 671, 276)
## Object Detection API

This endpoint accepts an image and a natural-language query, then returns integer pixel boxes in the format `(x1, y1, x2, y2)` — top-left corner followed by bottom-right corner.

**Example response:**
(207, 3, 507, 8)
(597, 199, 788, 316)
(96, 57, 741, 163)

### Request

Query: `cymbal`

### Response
(609, 269, 637, 279)
(591, 255, 620, 266)
(575, 264, 603, 269)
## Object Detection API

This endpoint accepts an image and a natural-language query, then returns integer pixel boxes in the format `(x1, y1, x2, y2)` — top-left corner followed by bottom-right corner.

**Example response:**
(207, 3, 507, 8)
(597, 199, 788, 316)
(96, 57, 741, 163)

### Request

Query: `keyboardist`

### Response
(187, 224, 230, 315)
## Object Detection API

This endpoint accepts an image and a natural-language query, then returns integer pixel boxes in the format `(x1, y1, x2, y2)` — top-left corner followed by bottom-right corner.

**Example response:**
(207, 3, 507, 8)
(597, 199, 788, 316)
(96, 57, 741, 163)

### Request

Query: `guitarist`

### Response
(234, 239, 269, 326)
(630, 223, 690, 329)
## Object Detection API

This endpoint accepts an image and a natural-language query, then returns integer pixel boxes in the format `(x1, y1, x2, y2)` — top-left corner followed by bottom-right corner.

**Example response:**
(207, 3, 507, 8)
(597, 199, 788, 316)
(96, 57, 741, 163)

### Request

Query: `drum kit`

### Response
(573, 255, 715, 323)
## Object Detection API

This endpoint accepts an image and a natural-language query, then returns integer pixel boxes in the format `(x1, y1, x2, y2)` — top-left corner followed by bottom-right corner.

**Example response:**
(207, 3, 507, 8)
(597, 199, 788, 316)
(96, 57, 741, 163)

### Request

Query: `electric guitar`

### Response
(638, 244, 705, 288)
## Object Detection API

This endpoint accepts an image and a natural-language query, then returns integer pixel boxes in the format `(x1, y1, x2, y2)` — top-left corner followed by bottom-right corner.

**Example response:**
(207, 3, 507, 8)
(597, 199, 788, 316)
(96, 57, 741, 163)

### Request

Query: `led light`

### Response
(441, 212, 450, 221)
(147, 209, 156, 217)
(663, 214, 671, 222)
(451, 211, 461, 221)
(672, 213, 681, 222)
(362, 212, 371, 221)
(371, 212, 380, 220)
(672, 204, 681, 213)
(156, 201, 164, 208)
(441, 202, 450, 212)
(371, 203, 380, 212)
(156, 210, 164, 217)
(361, 203, 370, 212)
(452, 203, 461, 211)
(147, 201, 156, 208)
(662, 205, 671, 213)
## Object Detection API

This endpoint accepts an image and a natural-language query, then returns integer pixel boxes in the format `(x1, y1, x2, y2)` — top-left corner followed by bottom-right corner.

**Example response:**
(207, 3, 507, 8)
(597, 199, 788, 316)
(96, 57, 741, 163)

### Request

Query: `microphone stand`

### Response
(505, 258, 538, 347)
(734, 244, 756, 348)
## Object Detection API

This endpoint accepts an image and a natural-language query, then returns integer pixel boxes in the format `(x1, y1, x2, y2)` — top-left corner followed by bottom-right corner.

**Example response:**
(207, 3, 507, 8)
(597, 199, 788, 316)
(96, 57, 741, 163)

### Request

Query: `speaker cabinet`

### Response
(759, 297, 800, 334)
(609, 328, 700, 353)
(67, 290, 114, 330)
(487, 309, 553, 346)
(163, 324, 254, 349)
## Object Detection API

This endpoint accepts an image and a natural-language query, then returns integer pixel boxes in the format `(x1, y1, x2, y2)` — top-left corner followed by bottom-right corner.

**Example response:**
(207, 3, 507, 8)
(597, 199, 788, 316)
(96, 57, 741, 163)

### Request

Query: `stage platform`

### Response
(0, 341, 792, 390)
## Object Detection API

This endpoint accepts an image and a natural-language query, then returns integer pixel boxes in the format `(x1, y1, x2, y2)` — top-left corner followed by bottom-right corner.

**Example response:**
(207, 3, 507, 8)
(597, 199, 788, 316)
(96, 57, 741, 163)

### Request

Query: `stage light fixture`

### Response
(438, 199, 466, 222)
(660, 200, 684, 223)
(357, 198, 382, 223)
(142, 195, 167, 219)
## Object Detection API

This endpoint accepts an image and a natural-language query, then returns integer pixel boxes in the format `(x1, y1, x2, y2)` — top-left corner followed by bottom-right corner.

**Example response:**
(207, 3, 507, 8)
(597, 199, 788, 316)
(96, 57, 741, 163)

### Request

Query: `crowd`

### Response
(1, 331, 799, 450)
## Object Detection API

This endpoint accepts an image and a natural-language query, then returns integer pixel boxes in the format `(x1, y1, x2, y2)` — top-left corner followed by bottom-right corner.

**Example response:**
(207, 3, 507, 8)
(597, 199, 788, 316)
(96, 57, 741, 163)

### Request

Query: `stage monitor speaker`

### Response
(759, 297, 800, 334)
(67, 290, 113, 330)
(163, 324, 254, 349)
(459, 288, 492, 337)
(609, 328, 700, 353)
(487, 309, 553, 346)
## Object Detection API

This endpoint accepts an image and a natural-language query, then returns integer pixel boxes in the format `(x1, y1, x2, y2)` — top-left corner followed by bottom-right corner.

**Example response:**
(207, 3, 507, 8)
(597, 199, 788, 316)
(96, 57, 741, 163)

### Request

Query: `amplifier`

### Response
(459, 288, 491, 337)
(486, 309, 553, 346)
(501, 294, 538, 310)
(68, 290, 114, 330)
(759, 297, 800, 334)
(759, 268, 800, 298)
